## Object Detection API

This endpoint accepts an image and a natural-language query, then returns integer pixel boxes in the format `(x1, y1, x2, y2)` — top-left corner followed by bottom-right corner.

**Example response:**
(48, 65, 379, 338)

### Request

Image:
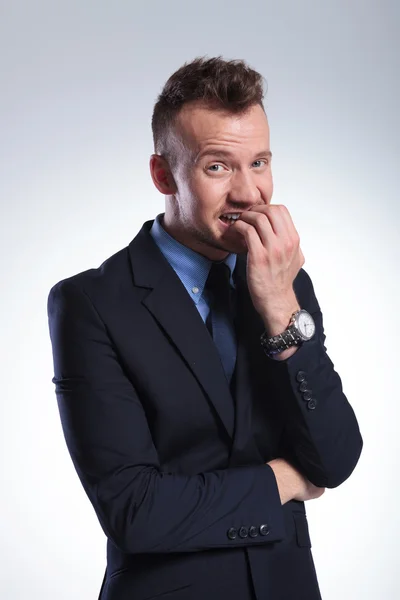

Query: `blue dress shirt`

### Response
(149, 214, 237, 325)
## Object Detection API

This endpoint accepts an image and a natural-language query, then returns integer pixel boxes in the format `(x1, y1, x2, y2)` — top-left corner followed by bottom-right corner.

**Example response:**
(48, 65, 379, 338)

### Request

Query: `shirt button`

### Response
(227, 527, 237, 540)
(192, 287, 199, 294)
(259, 524, 270, 536)
(249, 526, 258, 538)
(238, 527, 248, 538)
(296, 371, 307, 382)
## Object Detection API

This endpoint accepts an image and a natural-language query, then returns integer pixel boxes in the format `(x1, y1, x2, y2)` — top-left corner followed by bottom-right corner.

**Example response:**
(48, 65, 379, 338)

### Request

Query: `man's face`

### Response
(163, 101, 273, 260)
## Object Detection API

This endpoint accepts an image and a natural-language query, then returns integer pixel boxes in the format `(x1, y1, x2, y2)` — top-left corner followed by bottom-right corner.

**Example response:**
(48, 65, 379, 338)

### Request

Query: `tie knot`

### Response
(205, 261, 231, 290)
(205, 262, 232, 308)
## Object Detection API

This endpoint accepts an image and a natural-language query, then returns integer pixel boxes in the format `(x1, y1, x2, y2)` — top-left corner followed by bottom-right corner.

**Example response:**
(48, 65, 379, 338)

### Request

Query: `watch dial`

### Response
(297, 311, 316, 340)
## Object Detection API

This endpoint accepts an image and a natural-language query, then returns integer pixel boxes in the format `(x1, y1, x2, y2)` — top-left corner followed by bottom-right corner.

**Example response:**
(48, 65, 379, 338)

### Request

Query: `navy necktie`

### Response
(204, 262, 237, 383)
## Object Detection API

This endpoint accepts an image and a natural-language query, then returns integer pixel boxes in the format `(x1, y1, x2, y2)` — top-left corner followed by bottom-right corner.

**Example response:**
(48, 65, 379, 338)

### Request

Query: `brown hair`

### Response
(151, 56, 266, 167)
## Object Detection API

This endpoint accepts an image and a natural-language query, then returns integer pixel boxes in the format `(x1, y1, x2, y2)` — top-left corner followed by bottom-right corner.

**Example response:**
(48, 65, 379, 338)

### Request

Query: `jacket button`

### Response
(249, 526, 258, 538)
(227, 527, 237, 540)
(239, 527, 248, 538)
(299, 381, 309, 392)
(307, 399, 317, 410)
(302, 391, 312, 402)
(296, 371, 307, 382)
(259, 524, 270, 536)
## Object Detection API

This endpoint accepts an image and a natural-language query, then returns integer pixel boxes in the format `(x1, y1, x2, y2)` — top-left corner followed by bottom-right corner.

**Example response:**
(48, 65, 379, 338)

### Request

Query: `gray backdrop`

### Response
(1, 0, 399, 598)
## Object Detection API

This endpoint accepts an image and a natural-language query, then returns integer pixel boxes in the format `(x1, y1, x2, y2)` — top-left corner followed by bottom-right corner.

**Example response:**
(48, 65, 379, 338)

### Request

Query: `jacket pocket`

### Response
(293, 512, 312, 548)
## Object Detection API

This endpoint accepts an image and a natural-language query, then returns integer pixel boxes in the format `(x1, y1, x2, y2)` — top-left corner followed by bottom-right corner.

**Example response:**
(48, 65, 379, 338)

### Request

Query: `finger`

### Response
(236, 210, 275, 248)
(248, 204, 291, 239)
(265, 205, 292, 240)
(262, 205, 302, 261)
(276, 205, 300, 241)
(233, 220, 266, 260)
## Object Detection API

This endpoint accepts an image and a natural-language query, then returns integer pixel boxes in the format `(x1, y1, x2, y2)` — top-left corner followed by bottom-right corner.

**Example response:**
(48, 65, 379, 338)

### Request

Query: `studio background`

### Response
(1, 1, 398, 598)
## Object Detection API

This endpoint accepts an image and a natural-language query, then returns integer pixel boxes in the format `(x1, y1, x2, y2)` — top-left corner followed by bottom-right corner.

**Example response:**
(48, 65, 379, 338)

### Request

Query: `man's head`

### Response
(150, 56, 273, 260)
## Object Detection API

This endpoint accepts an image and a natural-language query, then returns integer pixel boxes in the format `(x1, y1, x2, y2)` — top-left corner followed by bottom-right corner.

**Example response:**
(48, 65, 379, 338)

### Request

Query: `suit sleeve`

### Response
(267, 268, 363, 489)
(47, 278, 285, 555)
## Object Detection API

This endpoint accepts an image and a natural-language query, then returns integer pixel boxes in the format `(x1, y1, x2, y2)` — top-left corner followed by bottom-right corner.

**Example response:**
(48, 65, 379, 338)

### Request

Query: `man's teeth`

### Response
(221, 214, 240, 221)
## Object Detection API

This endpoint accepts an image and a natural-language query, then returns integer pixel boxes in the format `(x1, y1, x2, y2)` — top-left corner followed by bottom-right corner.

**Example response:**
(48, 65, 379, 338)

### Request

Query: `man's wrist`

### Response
(271, 345, 298, 361)
(259, 294, 300, 337)
(259, 295, 302, 360)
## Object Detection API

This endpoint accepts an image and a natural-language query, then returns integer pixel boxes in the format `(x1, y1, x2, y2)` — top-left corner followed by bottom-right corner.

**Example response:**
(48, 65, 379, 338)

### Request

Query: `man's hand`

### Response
(233, 205, 304, 338)
(267, 458, 325, 505)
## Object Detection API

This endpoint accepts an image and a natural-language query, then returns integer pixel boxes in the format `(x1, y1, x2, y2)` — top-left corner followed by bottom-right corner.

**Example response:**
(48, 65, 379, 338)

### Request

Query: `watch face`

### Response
(296, 310, 316, 340)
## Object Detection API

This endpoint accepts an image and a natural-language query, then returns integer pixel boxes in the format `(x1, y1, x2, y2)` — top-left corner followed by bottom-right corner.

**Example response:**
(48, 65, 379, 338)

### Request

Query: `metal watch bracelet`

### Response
(260, 325, 302, 357)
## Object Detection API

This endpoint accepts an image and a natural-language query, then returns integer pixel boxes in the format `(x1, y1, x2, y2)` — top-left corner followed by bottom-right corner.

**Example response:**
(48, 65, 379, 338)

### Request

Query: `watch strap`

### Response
(260, 317, 303, 357)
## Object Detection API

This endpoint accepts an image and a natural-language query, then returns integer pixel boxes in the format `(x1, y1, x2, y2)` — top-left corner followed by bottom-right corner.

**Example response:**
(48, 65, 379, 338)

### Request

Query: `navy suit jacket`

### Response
(47, 219, 363, 600)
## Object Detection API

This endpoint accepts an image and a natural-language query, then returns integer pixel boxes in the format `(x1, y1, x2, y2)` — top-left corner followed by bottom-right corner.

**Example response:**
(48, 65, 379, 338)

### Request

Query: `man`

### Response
(47, 56, 362, 600)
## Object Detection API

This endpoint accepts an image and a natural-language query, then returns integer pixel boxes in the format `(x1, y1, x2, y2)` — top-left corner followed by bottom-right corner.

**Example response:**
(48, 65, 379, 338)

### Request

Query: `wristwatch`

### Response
(260, 309, 316, 357)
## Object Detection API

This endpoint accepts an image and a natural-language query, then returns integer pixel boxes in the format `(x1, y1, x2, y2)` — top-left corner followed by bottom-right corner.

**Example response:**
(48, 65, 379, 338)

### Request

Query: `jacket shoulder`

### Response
(47, 244, 130, 307)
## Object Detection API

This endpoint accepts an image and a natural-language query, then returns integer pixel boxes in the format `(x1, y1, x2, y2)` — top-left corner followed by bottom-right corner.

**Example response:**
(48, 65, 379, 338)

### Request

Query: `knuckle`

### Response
(285, 239, 294, 253)
(244, 226, 256, 241)
(272, 246, 282, 261)
(255, 212, 266, 224)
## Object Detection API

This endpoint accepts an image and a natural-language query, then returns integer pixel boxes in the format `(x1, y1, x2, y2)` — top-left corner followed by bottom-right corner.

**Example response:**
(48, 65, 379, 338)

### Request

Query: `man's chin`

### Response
(212, 234, 247, 255)
(220, 239, 247, 255)
(194, 225, 247, 256)
(219, 228, 248, 254)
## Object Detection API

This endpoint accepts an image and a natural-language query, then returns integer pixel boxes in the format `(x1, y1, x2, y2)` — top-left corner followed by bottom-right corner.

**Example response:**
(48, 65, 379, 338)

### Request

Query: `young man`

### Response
(47, 56, 362, 600)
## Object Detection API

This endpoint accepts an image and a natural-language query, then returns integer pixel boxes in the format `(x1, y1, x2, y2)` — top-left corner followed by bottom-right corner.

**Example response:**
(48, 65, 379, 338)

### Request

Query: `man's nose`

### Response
(228, 170, 262, 206)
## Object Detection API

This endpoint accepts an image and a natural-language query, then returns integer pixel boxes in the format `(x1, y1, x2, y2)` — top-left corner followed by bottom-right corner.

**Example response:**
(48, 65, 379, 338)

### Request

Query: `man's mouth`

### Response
(219, 213, 241, 226)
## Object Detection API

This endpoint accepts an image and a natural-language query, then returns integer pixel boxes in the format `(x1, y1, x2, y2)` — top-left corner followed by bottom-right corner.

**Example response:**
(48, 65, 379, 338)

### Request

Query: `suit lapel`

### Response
(128, 221, 235, 440)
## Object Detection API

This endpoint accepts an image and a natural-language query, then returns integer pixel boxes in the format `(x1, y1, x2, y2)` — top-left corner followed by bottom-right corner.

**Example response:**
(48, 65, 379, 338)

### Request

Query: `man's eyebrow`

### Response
(195, 148, 272, 161)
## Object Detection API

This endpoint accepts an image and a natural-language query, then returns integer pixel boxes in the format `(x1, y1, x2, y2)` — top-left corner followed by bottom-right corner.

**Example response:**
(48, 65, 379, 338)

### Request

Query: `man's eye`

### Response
(252, 160, 267, 168)
(207, 164, 223, 172)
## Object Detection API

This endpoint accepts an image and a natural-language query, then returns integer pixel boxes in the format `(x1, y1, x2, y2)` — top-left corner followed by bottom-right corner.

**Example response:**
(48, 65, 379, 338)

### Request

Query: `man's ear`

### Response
(149, 154, 177, 195)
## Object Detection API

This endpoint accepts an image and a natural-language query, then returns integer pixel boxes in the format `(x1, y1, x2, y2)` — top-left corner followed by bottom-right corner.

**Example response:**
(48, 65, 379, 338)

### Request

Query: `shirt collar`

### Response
(150, 213, 237, 305)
